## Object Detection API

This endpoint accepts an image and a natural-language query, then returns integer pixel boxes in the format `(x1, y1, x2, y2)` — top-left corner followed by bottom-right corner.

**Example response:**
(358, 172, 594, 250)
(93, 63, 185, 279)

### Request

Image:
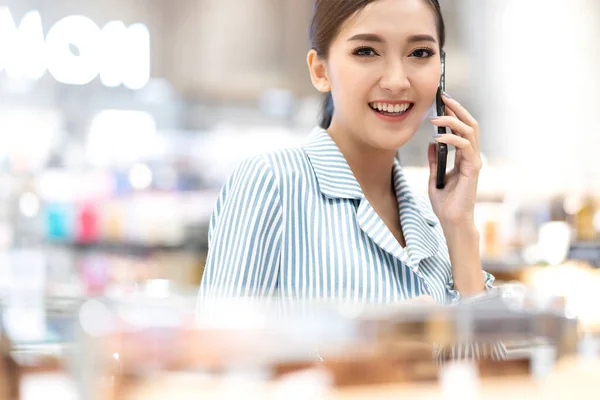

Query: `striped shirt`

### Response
(199, 127, 495, 305)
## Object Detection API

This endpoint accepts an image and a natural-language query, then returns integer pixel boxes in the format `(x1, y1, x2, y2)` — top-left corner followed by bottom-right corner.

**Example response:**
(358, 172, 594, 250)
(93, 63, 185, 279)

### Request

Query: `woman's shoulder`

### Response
(214, 146, 312, 214)
(234, 142, 313, 182)
(262, 146, 311, 172)
(231, 126, 332, 181)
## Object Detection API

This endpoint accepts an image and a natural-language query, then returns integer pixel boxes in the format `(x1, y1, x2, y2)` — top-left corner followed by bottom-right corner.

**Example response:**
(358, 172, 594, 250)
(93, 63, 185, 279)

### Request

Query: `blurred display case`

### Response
(53, 286, 599, 399)
(0, 282, 598, 398)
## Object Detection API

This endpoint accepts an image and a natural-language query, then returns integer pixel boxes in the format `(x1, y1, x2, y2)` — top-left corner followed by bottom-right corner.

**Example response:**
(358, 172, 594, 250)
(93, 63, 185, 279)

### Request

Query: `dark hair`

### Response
(309, 0, 446, 129)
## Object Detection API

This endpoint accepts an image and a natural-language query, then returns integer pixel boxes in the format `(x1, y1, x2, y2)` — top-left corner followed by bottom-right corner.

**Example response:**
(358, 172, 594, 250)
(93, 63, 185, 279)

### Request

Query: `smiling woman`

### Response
(199, 0, 496, 323)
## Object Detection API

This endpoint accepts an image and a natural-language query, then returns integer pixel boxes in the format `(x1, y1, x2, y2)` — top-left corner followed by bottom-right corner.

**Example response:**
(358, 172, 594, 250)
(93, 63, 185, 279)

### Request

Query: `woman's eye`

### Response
(411, 48, 435, 58)
(353, 47, 378, 57)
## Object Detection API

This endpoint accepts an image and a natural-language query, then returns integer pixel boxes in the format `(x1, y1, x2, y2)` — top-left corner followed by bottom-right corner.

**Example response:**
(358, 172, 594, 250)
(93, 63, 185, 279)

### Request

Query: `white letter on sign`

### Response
(0, 9, 46, 80)
(45, 15, 101, 85)
(98, 21, 150, 90)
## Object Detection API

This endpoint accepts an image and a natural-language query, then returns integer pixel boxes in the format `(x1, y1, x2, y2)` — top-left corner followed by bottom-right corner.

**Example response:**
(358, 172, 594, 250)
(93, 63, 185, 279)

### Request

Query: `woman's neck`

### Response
(327, 123, 397, 200)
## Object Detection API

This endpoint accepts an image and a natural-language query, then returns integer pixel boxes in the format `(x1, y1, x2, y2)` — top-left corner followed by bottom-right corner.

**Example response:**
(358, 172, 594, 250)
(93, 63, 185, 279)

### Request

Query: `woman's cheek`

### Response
(421, 79, 440, 106)
(346, 63, 374, 87)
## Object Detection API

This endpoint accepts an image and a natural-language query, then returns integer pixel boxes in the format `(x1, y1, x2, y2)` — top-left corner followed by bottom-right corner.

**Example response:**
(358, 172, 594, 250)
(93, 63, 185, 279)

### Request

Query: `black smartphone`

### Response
(435, 51, 447, 189)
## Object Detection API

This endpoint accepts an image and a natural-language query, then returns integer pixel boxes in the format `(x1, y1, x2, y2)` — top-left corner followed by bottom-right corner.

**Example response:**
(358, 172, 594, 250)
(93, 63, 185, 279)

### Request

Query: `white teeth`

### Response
(370, 102, 411, 113)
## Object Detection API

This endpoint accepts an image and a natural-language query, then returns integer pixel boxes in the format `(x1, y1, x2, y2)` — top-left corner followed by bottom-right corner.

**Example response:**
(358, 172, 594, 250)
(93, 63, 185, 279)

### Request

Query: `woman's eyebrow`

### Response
(347, 33, 437, 44)
(347, 33, 384, 43)
(407, 34, 437, 44)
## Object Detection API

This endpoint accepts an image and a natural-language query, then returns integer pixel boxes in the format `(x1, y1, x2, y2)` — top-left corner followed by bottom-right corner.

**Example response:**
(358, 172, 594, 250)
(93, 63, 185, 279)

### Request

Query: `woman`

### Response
(199, 0, 495, 306)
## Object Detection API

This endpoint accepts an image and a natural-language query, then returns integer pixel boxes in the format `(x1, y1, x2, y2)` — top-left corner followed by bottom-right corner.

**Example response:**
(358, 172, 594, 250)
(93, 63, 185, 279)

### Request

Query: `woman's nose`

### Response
(379, 62, 410, 93)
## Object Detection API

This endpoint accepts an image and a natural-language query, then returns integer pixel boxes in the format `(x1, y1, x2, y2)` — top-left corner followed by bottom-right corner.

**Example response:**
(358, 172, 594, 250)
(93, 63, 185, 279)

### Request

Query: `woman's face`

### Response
(325, 0, 441, 151)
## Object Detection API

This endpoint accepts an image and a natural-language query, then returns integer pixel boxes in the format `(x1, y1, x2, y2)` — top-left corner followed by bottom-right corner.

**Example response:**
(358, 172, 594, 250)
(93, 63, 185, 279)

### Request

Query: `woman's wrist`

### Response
(441, 221, 479, 243)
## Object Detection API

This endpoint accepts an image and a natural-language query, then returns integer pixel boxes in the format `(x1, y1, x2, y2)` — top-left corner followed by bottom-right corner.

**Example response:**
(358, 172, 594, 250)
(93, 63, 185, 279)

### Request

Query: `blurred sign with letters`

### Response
(0, 7, 150, 89)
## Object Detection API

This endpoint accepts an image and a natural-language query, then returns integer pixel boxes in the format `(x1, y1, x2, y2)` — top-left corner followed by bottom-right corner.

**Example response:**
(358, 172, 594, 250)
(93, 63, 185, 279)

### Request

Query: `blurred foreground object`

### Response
(68, 284, 600, 400)
(0, 296, 80, 400)
(0, 323, 19, 399)
(521, 261, 600, 335)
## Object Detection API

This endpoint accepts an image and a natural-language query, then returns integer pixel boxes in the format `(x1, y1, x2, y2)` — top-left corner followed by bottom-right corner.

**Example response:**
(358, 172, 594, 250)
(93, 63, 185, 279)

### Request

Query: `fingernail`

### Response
(429, 116, 440, 121)
(432, 133, 443, 138)
(442, 91, 452, 99)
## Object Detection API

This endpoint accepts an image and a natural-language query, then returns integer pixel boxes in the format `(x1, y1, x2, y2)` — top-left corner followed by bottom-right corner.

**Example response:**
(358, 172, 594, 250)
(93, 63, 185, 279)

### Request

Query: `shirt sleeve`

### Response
(198, 155, 283, 302)
(446, 271, 496, 304)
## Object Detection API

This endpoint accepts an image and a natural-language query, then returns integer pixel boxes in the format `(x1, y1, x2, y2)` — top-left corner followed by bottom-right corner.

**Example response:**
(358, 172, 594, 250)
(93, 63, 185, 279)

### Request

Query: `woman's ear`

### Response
(307, 49, 331, 93)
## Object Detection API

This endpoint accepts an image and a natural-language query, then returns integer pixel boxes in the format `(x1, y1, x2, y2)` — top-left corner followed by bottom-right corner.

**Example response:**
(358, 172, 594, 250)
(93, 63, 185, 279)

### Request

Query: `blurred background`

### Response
(0, 1, 599, 396)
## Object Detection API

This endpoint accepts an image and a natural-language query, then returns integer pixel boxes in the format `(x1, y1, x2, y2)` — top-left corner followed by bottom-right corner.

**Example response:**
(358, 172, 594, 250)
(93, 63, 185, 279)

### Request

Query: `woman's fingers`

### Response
(434, 134, 481, 171)
(442, 95, 480, 150)
(430, 116, 477, 150)
(442, 94, 477, 128)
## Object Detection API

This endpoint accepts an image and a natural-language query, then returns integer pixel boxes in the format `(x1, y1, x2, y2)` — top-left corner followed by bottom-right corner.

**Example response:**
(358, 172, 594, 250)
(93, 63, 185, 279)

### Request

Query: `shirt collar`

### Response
(391, 158, 439, 228)
(302, 127, 364, 200)
(302, 127, 438, 227)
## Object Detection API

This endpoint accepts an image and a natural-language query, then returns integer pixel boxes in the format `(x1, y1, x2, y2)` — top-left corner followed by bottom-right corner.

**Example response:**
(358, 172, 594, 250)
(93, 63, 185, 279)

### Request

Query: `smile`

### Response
(368, 101, 414, 121)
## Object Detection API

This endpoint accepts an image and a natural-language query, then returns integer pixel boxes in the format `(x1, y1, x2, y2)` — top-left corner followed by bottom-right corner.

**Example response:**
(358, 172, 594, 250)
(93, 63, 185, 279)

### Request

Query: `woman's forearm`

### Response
(442, 222, 486, 297)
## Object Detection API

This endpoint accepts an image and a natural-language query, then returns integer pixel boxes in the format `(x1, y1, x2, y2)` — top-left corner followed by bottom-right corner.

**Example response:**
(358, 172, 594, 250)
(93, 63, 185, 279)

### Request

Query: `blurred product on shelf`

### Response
(574, 192, 599, 242)
(76, 202, 100, 244)
(474, 201, 506, 261)
(46, 203, 73, 242)
(79, 254, 111, 296)
(34, 168, 215, 249)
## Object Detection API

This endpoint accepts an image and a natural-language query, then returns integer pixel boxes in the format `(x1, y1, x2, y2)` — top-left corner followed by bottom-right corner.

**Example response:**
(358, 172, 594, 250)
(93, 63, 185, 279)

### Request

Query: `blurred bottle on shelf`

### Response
(79, 254, 110, 296)
(574, 193, 598, 242)
(549, 195, 568, 222)
(45, 203, 74, 242)
(513, 205, 539, 251)
(102, 199, 125, 243)
(476, 202, 506, 260)
(75, 202, 100, 244)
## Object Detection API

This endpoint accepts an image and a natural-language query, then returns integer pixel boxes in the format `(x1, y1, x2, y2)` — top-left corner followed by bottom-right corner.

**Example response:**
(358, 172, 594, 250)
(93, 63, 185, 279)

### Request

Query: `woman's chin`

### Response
(371, 127, 416, 151)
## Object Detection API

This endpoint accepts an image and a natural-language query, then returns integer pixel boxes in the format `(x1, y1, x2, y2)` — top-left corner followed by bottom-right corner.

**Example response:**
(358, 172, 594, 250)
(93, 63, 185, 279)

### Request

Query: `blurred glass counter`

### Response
(1, 282, 599, 399)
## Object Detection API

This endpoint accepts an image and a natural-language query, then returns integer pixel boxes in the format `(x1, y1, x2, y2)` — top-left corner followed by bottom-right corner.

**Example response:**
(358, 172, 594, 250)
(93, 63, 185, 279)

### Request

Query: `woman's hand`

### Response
(427, 93, 482, 226)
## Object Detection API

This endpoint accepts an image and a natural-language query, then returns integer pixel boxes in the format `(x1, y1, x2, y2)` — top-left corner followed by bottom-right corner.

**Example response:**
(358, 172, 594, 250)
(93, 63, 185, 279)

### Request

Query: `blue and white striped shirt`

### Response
(199, 127, 495, 305)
